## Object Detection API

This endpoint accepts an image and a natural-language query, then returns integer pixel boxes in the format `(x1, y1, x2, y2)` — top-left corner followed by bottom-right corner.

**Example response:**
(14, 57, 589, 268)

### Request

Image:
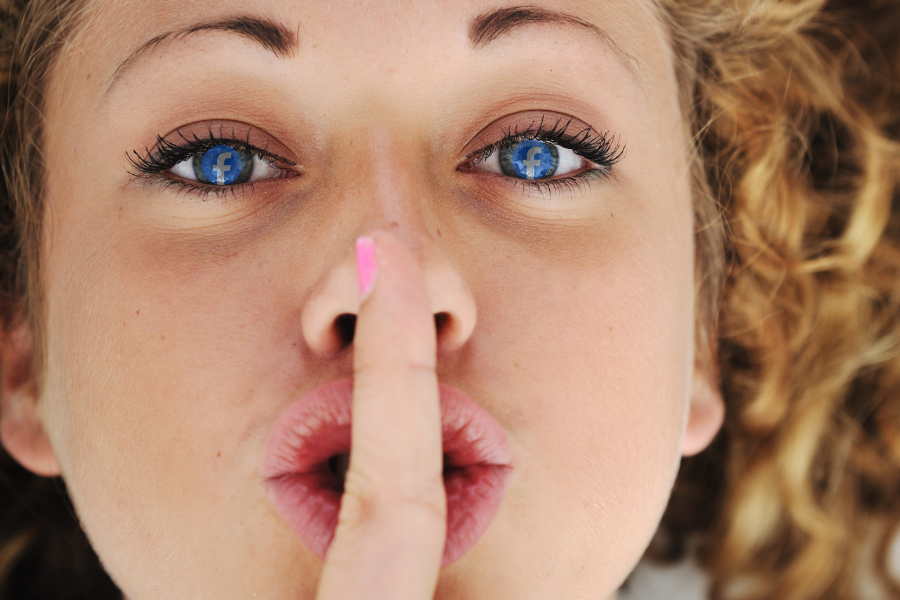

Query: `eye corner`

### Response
(457, 151, 488, 173)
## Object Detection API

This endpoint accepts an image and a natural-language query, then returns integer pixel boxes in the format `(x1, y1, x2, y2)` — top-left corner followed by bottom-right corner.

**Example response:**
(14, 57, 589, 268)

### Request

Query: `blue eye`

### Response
(199, 145, 245, 185)
(502, 140, 559, 179)
(474, 138, 588, 180)
(167, 143, 287, 186)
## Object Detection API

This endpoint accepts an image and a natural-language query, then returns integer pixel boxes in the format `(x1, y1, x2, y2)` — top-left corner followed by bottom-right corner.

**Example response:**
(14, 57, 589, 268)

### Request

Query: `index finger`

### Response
(315, 231, 446, 600)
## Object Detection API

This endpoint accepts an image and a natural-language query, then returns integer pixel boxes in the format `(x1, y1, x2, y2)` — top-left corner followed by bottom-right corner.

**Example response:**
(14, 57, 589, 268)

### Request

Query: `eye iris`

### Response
(500, 140, 559, 180)
(192, 144, 252, 185)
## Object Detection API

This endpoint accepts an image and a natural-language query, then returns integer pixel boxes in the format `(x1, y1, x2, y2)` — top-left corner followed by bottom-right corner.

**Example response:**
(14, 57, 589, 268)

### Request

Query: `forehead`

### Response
(59, 0, 671, 109)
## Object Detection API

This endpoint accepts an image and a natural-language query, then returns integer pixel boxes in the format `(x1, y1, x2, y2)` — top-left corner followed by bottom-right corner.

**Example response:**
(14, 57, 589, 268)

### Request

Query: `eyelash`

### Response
(129, 117, 623, 199)
(465, 116, 625, 194)
(127, 127, 297, 199)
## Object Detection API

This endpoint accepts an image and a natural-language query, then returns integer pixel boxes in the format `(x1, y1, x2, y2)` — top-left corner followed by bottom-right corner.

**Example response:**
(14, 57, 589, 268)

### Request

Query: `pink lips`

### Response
(261, 378, 514, 568)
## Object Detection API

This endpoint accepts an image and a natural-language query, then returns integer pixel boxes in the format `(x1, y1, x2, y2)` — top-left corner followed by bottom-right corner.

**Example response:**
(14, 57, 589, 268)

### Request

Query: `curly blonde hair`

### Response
(645, 1, 900, 599)
(0, 1, 897, 599)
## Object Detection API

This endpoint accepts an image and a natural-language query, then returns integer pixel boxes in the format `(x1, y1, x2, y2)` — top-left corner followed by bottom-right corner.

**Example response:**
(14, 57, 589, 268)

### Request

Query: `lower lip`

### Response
(263, 380, 513, 568)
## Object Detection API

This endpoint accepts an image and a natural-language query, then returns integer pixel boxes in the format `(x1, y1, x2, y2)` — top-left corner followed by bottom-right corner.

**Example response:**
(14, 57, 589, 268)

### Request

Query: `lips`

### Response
(261, 378, 514, 568)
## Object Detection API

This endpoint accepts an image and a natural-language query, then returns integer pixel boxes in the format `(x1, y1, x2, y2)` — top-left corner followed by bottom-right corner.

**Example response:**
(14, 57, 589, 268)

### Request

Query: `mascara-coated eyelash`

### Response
(464, 115, 624, 193)
(128, 126, 298, 198)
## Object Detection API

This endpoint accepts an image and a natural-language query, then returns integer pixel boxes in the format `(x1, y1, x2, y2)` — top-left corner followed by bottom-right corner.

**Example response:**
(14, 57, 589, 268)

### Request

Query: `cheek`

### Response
(477, 237, 692, 471)
(458, 181, 694, 575)
(38, 210, 324, 591)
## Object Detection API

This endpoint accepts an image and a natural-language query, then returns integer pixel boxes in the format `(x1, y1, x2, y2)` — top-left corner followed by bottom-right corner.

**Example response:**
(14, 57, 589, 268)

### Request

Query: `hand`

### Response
(315, 230, 446, 600)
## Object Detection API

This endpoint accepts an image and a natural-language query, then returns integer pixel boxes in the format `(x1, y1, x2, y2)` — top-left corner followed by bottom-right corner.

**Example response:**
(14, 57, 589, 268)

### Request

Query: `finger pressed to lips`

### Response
(314, 230, 446, 600)
(261, 376, 515, 569)
(348, 230, 445, 514)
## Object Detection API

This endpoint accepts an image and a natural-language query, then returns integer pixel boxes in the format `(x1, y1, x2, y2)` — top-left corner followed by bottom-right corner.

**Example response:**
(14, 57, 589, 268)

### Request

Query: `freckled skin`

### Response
(24, 0, 723, 599)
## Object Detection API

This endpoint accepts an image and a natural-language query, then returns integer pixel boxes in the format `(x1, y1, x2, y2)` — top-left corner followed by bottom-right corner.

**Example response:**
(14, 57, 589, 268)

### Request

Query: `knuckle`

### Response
(339, 468, 447, 531)
(353, 355, 436, 379)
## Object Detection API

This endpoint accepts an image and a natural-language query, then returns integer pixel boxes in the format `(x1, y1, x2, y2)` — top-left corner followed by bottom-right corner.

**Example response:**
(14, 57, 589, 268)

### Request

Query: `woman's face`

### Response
(10, 0, 723, 598)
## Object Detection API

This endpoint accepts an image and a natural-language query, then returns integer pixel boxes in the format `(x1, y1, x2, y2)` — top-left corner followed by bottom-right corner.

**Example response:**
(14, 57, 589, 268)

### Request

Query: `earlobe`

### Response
(0, 323, 60, 477)
(681, 354, 726, 457)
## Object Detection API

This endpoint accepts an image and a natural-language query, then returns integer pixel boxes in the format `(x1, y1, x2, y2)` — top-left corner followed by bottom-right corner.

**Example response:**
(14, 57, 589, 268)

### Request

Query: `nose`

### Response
(300, 125, 477, 357)
(300, 231, 477, 356)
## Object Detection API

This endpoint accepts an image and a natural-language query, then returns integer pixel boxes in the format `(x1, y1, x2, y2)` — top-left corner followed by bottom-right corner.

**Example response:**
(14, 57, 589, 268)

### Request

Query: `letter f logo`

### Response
(521, 147, 543, 180)
(213, 152, 232, 185)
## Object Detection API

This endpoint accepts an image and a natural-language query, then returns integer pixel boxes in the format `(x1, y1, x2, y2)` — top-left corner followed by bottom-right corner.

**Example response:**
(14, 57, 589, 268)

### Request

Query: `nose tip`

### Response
(301, 236, 476, 357)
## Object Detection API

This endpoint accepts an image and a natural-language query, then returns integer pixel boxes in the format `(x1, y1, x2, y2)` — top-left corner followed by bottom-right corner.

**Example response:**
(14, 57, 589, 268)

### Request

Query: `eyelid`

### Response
(460, 110, 602, 160)
(131, 120, 299, 172)
(458, 109, 623, 188)
(127, 121, 302, 198)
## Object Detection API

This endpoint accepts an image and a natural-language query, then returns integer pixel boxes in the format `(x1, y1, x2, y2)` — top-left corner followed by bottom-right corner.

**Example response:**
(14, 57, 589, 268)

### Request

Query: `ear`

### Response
(681, 340, 725, 457)
(0, 322, 60, 476)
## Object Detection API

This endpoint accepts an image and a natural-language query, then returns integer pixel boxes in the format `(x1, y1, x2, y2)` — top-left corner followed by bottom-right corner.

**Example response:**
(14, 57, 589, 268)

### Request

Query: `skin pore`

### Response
(0, 0, 725, 599)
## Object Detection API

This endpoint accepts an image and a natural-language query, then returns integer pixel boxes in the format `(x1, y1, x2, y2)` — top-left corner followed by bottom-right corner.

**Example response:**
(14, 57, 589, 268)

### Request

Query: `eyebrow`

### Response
(469, 6, 640, 79)
(106, 16, 297, 93)
(106, 8, 636, 96)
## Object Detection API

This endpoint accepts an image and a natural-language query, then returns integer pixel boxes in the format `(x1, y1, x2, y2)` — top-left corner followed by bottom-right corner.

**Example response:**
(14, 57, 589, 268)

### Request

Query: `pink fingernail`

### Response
(355, 236, 377, 301)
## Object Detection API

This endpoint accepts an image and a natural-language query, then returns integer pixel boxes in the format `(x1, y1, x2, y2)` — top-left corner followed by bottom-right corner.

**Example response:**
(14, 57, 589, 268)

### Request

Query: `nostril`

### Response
(334, 313, 448, 350)
(434, 312, 450, 338)
(334, 314, 356, 348)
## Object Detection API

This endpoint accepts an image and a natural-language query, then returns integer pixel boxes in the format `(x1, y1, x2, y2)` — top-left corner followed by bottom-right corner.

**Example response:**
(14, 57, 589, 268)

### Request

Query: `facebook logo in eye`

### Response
(510, 140, 554, 180)
(201, 145, 243, 185)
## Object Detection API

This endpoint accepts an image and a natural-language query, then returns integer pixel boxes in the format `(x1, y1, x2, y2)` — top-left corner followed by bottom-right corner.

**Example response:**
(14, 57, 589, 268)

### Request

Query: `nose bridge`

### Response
(352, 125, 440, 260)
(300, 123, 477, 357)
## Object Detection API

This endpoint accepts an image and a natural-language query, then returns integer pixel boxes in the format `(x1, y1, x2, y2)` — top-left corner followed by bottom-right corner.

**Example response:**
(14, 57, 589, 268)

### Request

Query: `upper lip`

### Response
(261, 377, 514, 481)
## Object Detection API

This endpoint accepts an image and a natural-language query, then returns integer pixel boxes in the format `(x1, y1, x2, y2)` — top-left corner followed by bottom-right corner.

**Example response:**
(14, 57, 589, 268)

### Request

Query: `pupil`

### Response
(192, 144, 254, 185)
(500, 139, 559, 180)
